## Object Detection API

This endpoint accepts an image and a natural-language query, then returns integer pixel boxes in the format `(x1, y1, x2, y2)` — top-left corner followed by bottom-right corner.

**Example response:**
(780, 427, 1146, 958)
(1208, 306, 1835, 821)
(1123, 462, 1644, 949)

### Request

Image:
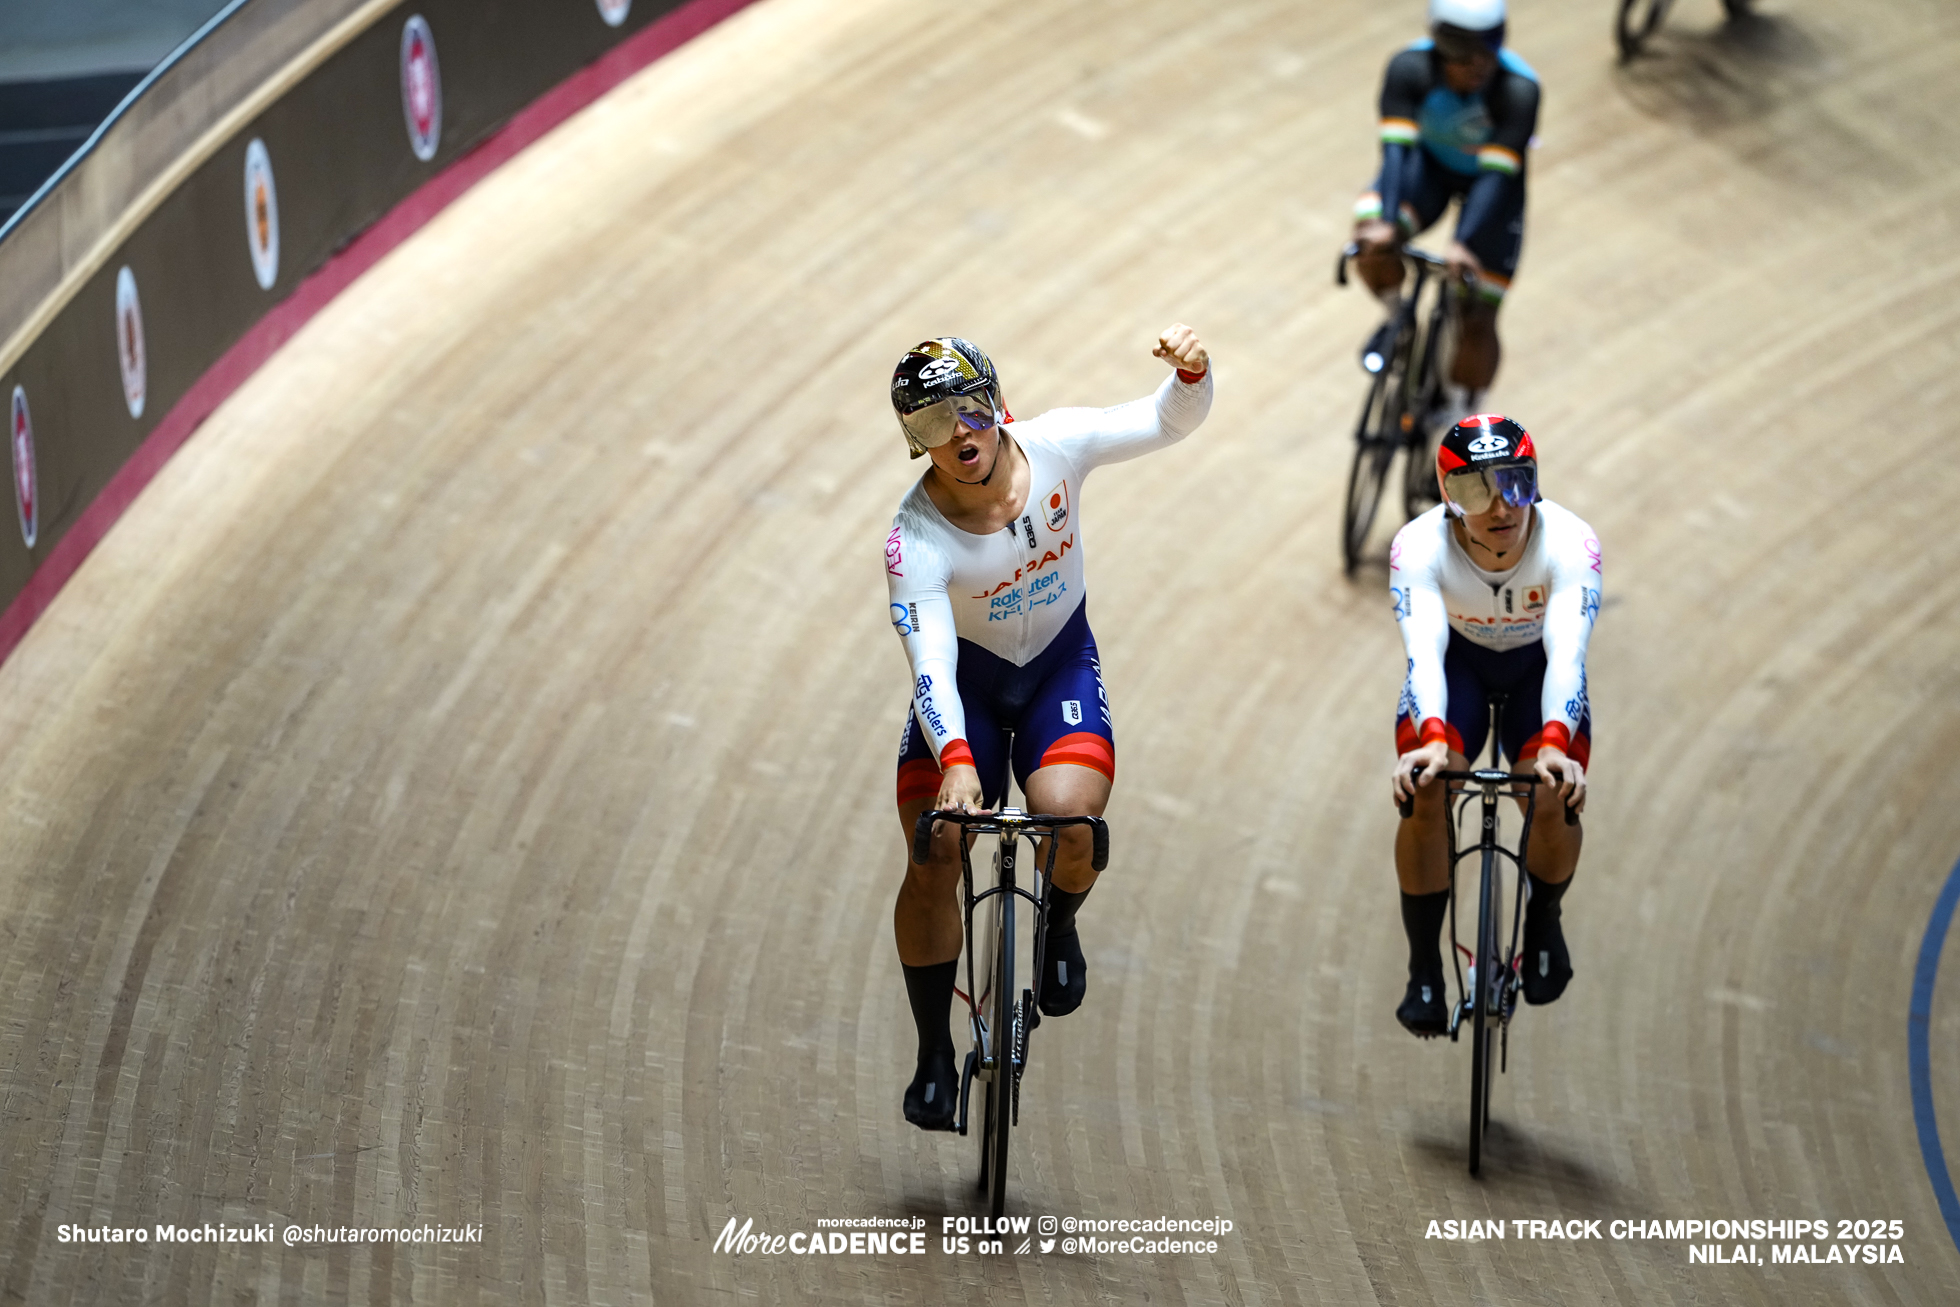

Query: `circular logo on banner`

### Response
(11, 386, 37, 549)
(115, 266, 146, 418)
(597, 0, 631, 25)
(243, 137, 280, 290)
(400, 16, 442, 162)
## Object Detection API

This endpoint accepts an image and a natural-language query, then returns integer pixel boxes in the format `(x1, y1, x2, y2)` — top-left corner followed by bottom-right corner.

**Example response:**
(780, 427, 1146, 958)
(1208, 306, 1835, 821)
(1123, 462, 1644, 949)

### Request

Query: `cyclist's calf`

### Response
(1453, 300, 1501, 392)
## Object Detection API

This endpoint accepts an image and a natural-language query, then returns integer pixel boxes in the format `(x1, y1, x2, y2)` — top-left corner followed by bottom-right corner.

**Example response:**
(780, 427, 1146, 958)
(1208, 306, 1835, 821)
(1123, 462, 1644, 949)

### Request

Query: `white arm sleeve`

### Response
(1394, 541, 1452, 740)
(885, 520, 968, 765)
(1539, 527, 1601, 749)
(1042, 370, 1213, 474)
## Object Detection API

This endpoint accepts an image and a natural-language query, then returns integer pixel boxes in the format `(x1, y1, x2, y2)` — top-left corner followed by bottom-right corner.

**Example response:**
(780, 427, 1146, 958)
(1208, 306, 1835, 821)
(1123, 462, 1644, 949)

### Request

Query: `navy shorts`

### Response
(896, 601, 1115, 809)
(1363, 147, 1525, 301)
(1396, 629, 1591, 768)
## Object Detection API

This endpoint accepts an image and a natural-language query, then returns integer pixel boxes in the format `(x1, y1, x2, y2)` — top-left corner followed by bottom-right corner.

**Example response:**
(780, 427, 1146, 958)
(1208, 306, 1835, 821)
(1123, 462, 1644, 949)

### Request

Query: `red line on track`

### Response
(0, 0, 761, 664)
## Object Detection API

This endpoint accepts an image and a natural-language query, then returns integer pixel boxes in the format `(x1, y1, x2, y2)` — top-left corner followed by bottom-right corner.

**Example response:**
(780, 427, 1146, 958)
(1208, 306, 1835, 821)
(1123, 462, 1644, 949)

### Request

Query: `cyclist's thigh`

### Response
(1431, 631, 1502, 760)
(1399, 148, 1460, 238)
(893, 693, 1013, 821)
(1010, 631, 1114, 816)
(1458, 175, 1525, 306)
(1356, 147, 1453, 237)
(1502, 664, 1593, 769)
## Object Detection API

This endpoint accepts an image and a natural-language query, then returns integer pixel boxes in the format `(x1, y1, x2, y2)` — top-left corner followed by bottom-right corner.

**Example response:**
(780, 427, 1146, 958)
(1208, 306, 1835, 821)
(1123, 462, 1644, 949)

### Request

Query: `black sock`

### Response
(1400, 889, 1450, 976)
(901, 960, 958, 1059)
(1046, 885, 1092, 938)
(1526, 871, 1570, 924)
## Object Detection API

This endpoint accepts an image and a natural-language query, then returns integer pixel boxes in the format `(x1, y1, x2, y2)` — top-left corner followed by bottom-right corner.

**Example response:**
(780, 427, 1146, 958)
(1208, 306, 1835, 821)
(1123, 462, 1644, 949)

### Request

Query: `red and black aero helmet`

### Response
(1436, 413, 1539, 517)
(890, 337, 1003, 458)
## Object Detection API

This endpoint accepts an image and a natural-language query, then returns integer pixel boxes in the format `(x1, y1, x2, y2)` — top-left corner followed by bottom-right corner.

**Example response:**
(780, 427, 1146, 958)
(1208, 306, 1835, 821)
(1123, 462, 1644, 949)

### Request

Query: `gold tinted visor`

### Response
(899, 392, 998, 457)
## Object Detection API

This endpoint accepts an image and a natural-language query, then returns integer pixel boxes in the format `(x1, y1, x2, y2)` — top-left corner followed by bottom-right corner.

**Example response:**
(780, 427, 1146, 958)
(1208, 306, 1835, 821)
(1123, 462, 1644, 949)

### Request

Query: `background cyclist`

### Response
(1351, 0, 1539, 472)
(1387, 415, 1600, 1036)
(885, 326, 1212, 1129)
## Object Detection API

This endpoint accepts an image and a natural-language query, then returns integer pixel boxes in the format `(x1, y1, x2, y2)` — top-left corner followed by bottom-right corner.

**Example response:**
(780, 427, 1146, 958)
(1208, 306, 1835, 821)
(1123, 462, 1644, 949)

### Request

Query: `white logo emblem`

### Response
(596, 0, 631, 25)
(243, 137, 279, 290)
(1467, 432, 1509, 456)
(918, 357, 963, 386)
(1062, 700, 1082, 725)
(400, 16, 442, 162)
(1043, 481, 1068, 531)
(115, 266, 146, 419)
(11, 386, 36, 549)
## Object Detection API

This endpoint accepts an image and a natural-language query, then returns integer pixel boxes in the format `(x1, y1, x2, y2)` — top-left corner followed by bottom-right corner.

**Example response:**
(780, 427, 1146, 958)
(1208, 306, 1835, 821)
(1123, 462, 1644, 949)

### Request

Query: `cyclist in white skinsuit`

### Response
(1388, 414, 1601, 1036)
(886, 326, 1212, 1130)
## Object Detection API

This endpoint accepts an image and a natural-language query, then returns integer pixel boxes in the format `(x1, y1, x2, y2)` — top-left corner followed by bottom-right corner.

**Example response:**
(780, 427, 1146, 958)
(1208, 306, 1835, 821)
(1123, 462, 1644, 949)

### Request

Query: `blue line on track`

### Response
(1909, 853, 1960, 1254)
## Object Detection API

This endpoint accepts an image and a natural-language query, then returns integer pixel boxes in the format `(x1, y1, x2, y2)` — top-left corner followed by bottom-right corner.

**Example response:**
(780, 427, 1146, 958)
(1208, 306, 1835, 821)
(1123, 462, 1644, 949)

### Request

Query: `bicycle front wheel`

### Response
(1343, 371, 1401, 573)
(1468, 846, 1499, 1175)
(972, 875, 1002, 1193)
(984, 889, 1016, 1217)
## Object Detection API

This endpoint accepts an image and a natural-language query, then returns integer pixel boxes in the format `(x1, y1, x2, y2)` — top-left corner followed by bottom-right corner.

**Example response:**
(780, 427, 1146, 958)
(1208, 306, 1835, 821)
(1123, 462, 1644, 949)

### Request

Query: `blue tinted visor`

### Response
(1443, 462, 1537, 515)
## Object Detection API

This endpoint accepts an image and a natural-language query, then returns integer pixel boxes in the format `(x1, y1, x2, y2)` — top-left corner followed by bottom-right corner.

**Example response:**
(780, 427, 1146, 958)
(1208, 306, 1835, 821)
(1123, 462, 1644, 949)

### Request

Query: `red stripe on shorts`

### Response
(1038, 732, 1116, 781)
(896, 759, 942, 807)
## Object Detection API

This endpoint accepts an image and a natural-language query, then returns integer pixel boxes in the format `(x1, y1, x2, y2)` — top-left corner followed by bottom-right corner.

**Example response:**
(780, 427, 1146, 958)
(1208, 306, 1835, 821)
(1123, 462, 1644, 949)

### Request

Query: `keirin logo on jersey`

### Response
(400, 16, 442, 162)
(115, 266, 146, 418)
(11, 386, 37, 549)
(243, 138, 279, 290)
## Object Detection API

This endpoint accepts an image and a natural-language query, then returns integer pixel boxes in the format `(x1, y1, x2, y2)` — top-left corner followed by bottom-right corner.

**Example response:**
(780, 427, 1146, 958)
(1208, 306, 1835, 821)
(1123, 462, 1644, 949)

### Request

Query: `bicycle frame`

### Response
(911, 804, 1108, 1212)
(1443, 766, 1536, 1045)
(1397, 691, 1578, 1173)
(1334, 242, 1467, 570)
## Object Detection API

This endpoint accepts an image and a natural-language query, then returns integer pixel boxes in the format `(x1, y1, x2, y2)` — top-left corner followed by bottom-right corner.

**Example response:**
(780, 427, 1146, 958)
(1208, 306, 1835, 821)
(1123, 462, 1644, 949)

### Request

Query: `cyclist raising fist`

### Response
(884, 326, 1212, 1129)
(1388, 415, 1601, 1035)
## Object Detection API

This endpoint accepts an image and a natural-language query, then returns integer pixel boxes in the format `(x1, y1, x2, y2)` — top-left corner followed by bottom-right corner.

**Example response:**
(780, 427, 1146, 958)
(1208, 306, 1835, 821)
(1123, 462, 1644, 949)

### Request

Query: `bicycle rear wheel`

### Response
(1468, 846, 1498, 1175)
(983, 888, 1015, 1217)
(1343, 361, 1404, 573)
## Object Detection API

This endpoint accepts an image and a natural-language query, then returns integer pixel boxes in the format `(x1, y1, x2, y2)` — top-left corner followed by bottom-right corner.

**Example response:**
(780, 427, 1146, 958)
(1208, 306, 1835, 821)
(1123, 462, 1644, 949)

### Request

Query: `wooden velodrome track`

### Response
(3, 0, 1958, 1301)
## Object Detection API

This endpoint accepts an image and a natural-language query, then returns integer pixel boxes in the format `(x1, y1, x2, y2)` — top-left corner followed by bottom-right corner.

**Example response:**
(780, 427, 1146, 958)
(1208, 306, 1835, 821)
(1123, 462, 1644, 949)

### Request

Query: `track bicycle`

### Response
(911, 803, 1109, 1217)
(1334, 242, 1465, 574)
(1617, 0, 1751, 61)
(1398, 693, 1578, 1175)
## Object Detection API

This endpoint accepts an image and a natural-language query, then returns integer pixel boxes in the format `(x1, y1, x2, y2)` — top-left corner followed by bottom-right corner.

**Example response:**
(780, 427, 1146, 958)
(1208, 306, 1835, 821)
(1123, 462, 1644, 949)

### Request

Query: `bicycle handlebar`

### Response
(1396, 766, 1582, 825)
(1335, 240, 1453, 287)
(912, 809, 1110, 871)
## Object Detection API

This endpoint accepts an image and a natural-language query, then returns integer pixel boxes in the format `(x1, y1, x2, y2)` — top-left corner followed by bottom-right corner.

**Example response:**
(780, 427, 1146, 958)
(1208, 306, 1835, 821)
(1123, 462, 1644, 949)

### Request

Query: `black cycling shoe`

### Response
(1397, 967, 1449, 1037)
(1521, 910, 1573, 1005)
(1036, 926, 1087, 1018)
(902, 1047, 959, 1131)
(1360, 319, 1398, 374)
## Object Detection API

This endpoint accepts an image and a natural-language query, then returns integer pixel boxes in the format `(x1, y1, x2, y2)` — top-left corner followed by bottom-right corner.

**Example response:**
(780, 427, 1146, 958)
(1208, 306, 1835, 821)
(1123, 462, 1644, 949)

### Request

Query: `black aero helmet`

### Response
(1436, 413, 1539, 517)
(890, 337, 1002, 458)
